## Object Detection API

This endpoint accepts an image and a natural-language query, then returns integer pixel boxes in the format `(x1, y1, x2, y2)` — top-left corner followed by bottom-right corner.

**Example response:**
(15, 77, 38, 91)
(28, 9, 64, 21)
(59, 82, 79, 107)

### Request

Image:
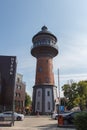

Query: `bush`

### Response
(74, 111, 87, 130)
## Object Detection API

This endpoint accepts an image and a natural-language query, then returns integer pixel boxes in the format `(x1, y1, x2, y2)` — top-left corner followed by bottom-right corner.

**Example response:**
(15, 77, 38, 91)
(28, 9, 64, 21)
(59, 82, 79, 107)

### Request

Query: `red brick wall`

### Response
(35, 56, 54, 85)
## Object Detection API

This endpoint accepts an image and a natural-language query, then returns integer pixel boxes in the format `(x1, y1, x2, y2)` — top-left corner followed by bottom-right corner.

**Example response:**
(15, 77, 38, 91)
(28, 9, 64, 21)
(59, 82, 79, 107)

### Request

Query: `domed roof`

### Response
(32, 26, 57, 42)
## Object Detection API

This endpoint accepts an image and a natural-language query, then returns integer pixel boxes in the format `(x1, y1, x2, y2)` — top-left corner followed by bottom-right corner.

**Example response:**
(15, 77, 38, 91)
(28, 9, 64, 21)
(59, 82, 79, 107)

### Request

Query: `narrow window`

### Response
(48, 102, 50, 110)
(38, 91, 40, 97)
(37, 102, 40, 110)
(45, 77, 49, 83)
(17, 78, 20, 82)
(47, 91, 50, 96)
(38, 67, 42, 72)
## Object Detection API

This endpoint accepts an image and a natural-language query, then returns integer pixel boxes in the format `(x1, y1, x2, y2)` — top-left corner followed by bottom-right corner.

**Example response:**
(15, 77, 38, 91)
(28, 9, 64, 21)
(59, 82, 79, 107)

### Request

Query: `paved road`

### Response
(0, 116, 76, 130)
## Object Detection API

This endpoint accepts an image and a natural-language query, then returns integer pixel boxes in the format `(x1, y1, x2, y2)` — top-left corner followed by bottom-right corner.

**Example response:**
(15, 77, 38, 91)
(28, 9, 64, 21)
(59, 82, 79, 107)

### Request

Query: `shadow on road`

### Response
(36, 119, 75, 130)
(37, 123, 57, 130)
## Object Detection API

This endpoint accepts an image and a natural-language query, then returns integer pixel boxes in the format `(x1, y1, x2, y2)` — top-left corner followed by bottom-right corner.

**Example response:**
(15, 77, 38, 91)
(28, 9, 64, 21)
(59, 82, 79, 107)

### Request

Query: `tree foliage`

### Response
(77, 81, 87, 110)
(62, 80, 87, 110)
(25, 92, 32, 107)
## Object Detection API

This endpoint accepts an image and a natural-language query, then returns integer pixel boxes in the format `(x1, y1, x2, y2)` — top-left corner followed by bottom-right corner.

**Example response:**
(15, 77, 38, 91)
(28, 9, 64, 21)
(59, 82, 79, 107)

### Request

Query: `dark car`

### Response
(60, 111, 81, 125)
(52, 111, 71, 120)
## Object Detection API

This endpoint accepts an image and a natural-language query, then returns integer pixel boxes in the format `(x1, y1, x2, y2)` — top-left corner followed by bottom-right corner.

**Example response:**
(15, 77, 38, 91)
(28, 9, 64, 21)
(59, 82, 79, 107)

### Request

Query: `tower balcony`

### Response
(31, 43, 58, 58)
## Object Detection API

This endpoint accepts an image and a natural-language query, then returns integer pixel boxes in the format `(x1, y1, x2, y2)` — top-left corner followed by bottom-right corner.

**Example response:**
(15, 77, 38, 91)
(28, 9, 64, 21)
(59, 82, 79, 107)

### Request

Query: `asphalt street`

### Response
(0, 116, 76, 130)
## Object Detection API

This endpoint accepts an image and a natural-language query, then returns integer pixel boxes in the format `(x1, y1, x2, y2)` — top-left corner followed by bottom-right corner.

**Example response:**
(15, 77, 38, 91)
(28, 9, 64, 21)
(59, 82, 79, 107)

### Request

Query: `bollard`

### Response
(58, 115, 64, 126)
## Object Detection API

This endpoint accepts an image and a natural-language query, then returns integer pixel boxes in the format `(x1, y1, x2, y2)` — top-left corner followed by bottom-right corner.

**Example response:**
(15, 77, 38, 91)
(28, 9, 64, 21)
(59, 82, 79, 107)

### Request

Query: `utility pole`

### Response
(58, 68, 60, 114)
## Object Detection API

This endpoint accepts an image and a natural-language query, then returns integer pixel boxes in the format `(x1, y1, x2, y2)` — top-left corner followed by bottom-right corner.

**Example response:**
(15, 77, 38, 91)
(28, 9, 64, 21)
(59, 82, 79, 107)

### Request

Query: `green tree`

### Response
(25, 92, 32, 107)
(62, 81, 78, 109)
(77, 81, 87, 110)
(62, 80, 87, 110)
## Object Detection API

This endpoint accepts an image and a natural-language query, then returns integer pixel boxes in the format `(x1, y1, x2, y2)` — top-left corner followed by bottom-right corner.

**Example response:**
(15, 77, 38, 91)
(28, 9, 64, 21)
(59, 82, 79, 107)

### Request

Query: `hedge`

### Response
(74, 111, 87, 130)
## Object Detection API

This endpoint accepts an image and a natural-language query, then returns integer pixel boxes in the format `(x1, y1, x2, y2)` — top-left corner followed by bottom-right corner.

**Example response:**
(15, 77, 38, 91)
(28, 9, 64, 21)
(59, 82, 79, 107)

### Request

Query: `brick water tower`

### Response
(31, 26, 58, 115)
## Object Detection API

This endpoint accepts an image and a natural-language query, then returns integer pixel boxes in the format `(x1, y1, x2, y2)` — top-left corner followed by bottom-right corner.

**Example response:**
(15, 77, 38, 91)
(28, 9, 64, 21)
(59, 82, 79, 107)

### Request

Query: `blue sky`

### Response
(0, 0, 87, 97)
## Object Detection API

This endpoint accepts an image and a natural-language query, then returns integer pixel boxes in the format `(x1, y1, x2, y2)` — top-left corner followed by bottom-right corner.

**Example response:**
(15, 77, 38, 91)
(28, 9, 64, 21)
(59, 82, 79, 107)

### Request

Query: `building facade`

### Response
(31, 26, 58, 115)
(15, 73, 26, 113)
(0, 56, 17, 112)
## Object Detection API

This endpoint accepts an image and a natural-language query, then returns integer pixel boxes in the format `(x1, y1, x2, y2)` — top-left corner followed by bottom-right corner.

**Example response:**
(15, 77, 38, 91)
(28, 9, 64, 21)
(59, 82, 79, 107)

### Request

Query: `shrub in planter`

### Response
(74, 111, 87, 130)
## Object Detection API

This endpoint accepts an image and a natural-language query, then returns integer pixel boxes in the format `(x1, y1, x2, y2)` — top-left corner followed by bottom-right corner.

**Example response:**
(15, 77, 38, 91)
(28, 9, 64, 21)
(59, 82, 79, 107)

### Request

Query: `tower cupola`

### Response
(31, 26, 58, 58)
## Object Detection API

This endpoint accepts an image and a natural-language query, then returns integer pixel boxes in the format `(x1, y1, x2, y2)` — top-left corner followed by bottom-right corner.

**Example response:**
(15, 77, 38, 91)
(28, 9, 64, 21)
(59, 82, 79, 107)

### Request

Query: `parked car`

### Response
(51, 112, 58, 120)
(0, 111, 24, 121)
(51, 111, 71, 120)
(59, 111, 81, 125)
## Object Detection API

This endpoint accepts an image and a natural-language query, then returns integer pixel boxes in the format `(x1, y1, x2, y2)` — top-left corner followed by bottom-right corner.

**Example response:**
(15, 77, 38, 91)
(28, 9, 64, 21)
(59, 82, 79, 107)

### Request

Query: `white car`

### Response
(51, 112, 58, 120)
(0, 111, 24, 121)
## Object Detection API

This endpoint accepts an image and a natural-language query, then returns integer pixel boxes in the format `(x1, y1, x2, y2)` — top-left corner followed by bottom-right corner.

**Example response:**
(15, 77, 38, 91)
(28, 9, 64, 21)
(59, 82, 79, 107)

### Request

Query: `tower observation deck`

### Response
(31, 26, 58, 115)
(31, 26, 58, 58)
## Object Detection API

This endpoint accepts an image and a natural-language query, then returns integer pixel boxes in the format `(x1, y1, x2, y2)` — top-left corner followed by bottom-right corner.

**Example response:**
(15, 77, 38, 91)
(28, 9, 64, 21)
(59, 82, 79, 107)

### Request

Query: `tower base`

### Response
(32, 85, 57, 115)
